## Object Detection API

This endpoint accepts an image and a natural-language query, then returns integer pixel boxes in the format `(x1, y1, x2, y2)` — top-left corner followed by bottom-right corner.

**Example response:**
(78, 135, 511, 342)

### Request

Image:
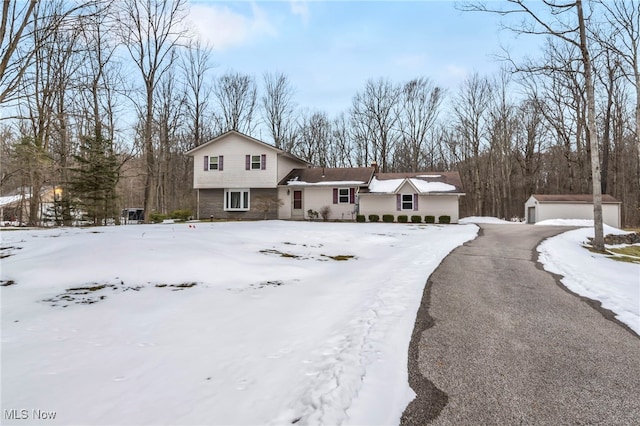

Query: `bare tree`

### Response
(328, 112, 355, 167)
(213, 71, 257, 135)
(451, 73, 493, 216)
(1, 0, 92, 107)
(522, 41, 588, 193)
(294, 109, 330, 166)
(513, 97, 545, 204)
(596, 0, 640, 224)
(154, 67, 186, 214)
(463, 0, 605, 250)
(486, 70, 518, 218)
(350, 78, 400, 172)
(395, 77, 444, 172)
(17, 0, 75, 225)
(262, 71, 296, 150)
(578, 0, 604, 250)
(180, 39, 214, 148)
(253, 195, 283, 220)
(0, 0, 37, 105)
(118, 0, 188, 223)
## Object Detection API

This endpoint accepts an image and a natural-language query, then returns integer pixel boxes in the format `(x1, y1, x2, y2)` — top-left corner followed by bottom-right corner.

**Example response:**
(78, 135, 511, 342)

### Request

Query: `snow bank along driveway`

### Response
(1, 221, 477, 425)
(537, 224, 640, 336)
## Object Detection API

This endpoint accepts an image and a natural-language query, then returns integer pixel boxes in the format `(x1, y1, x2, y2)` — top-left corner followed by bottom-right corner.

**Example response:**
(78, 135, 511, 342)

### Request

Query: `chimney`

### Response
(371, 161, 379, 173)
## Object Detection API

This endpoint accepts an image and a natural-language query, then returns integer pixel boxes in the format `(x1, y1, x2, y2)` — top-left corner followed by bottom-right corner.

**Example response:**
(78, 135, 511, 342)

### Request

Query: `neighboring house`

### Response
(359, 173, 465, 223)
(525, 194, 622, 228)
(187, 131, 465, 222)
(0, 187, 56, 226)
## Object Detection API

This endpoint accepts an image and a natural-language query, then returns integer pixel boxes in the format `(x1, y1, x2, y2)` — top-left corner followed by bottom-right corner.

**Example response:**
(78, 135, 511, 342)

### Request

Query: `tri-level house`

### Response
(186, 131, 465, 223)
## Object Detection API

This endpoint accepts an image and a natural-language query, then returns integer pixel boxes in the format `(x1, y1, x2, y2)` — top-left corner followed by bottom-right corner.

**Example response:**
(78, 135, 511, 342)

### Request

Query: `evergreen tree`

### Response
(69, 134, 119, 225)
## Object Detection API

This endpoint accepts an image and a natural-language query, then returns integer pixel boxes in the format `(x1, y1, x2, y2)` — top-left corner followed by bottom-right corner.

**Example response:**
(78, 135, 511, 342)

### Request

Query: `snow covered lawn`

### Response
(1, 221, 477, 425)
(537, 224, 640, 336)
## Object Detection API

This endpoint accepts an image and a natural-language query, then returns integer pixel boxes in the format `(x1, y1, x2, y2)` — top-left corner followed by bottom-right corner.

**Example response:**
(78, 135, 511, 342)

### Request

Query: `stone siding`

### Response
(198, 188, 279, 220)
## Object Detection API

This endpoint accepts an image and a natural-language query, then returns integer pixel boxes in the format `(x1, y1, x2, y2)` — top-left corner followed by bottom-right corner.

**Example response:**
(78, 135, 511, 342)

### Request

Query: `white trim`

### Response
(400, 193, 414, 211)
(209, 156, 219, 170)
(250, 154, 261, 170)
(224, 188, 250, 211)
(338, 188, 350, 204)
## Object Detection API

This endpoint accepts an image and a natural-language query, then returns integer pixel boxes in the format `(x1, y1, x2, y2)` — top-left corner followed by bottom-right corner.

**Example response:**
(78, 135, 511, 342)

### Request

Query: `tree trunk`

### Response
(577, 0, 604, 251)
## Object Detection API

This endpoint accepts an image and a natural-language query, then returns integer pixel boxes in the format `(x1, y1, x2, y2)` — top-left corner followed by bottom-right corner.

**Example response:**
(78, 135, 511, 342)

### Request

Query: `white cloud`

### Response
(439, 64, 469, 88)
(186, 3, 277, 51)
(289, 0, 310, 24)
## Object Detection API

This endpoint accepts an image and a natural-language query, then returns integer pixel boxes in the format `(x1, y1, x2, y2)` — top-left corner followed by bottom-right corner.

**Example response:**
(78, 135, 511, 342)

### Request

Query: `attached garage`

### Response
(524, 194, 621, 228)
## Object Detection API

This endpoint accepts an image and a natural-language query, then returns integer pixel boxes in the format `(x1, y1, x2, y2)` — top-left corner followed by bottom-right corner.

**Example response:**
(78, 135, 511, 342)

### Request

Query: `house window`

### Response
(401, 194, 414, 210)
(251, 155, 261, 170)
(246, 154, 266, 170)
(224, 189, 250, 211)
(338, 188, 350, 204)
(333, 188, 355, 204)
(210, 156, 219, 170)
(204, 155, 223, 171)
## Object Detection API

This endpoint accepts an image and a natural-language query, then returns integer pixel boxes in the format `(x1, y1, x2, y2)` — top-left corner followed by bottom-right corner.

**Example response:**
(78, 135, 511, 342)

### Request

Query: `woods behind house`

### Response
(1, 0, 639, 226)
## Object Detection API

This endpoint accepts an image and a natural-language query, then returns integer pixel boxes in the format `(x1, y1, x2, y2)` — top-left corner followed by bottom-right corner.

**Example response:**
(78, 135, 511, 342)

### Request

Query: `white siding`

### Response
(277, 156, 306, 182)
(540, 203, 593, 222)
(192, 133, 277, 189)
(359, 194, 396, 218)
(279, 186, 359, 221)
(603, 205, 620, 228)
(278, 187, 292, 220)
(421, 196, 460, 223)
(397, 181, 417, 194)
(306, 187, 357, 221)
(359, 194, 460, 223)
(525, 196, 621, 228)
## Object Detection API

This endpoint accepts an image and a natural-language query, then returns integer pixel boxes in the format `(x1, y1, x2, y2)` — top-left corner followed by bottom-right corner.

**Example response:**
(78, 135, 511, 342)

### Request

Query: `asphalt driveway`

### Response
(401, 224, 640, 425)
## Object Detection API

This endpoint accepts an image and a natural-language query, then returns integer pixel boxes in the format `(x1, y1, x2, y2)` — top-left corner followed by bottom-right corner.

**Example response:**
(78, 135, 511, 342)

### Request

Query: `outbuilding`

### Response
(524, 194, 622, 228)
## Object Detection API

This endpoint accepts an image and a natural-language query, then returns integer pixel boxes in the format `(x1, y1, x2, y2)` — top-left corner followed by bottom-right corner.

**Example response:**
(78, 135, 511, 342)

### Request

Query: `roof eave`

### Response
(185, 130, 308, 165)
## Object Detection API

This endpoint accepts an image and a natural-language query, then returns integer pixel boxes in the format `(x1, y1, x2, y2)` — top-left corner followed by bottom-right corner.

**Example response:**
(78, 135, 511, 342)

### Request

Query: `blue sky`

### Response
(186, 1, 542, 115)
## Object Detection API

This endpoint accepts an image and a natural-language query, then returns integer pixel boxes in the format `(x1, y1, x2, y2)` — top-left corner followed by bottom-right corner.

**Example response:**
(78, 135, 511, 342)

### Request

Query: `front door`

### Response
(292, 190, 303, 219)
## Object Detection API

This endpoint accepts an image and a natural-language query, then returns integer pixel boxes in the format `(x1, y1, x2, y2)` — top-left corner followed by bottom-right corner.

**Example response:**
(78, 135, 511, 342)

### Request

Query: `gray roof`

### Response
(279, 167, 376, 186)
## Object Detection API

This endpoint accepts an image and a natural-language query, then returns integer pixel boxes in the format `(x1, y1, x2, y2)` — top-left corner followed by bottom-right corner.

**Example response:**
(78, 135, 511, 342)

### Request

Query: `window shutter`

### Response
(349, 188, 355, 204)
(204, 156, 209, 171)
(245, 155, 250, 170)
(414, 194, 418, 211)
(333, 188, 338, 204)
(396, 194, 401, 211)
(219, 155, 224, 171)
(261, 154, 266, 170)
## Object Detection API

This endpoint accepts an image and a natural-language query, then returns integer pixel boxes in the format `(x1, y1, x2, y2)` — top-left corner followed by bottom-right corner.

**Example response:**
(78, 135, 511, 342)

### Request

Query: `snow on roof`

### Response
(417, 174, 441, 178)
(367, 177, 457, 193)
(411, 179, 457, 193)
(0, 194, 29, 207)
(286, 180, 366, 186)
(368, 177, 403, 193)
